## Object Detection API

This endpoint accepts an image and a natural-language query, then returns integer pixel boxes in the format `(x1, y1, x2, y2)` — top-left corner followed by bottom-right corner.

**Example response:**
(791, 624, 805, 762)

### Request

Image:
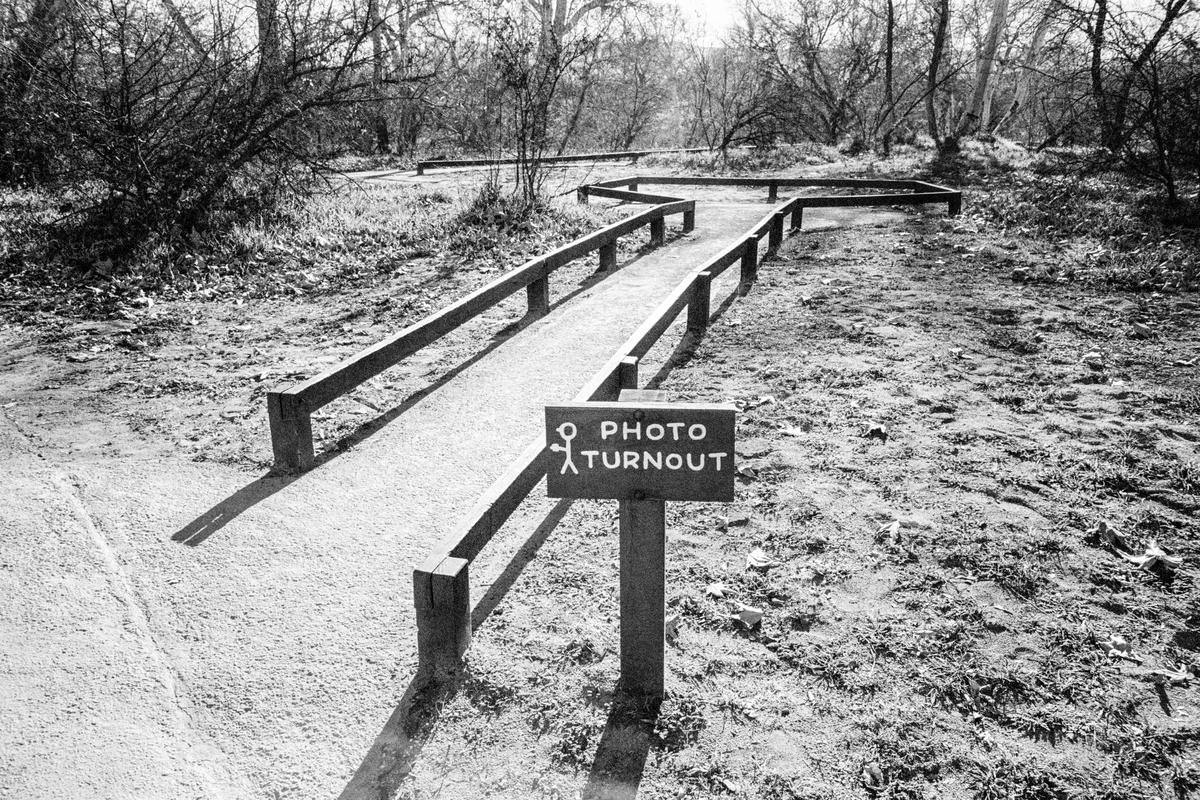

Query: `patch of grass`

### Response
(552, 710, 604, 770)
(985, 329, 1042, 355)
(652, 694, 706, 751)
(0, 179, 614, 319)
(1169, 460, 1200, 496)
(918, 655, 1035, 722)
(913, 142, 1199, 293)
(1103, 724, 1200, 790)
(968, 756, 1078, 800)
(641, 142, 838, 175)
(852, 711, 968, 799)
(777, 635, 874, 693)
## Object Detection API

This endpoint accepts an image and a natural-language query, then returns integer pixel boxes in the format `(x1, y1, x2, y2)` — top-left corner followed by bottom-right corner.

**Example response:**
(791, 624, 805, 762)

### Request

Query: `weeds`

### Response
(652, 695, 706, 751)
(641, 142, 838, 175)
(1169, 461, 1200, 496)
(0, 179, 614, 319)
(969, 757, 1075, 800)
(957, 162, 1199, 293)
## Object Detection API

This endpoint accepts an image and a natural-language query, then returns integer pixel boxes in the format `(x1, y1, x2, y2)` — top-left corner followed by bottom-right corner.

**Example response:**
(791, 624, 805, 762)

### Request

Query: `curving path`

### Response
(0, 180, 912, 800)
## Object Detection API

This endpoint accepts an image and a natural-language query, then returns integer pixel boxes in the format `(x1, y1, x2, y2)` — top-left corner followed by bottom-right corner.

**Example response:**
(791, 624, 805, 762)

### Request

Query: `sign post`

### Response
(546, 389, 735, 699)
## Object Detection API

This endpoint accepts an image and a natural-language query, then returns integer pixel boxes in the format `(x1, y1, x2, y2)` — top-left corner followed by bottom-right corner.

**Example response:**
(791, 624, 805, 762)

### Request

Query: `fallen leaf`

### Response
(665, 613, 680, 641)
(730, 602, 763, 629)
(1099, 634, 1144, 664)
(1094, 521, 1183, 573)
(1145, 665, 1191, 685)
(1130, 322, 1154, 339)
(877, 520, 901, 544)
(705, 582, 728, 599)
(861, 762, 886, 794)
(746, 547, 780, 570)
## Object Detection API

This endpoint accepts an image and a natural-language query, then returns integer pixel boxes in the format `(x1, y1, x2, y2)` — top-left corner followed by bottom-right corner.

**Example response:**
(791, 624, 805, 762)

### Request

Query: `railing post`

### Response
(618, 356, 638, 393)
(739, 237, 759, 296)
(687, 271, 713, 335)
(649, 217, 665, 247)
(526, 275, 550, 316)
(599, 240, 617, 271)
(768, 182, 779, 201)
(416, 163, 425, 176)
(682, 205, 695, 233)
(414, 557, 471, 680)
(268, 391, 314, 473)
(767, 212, 784, 258)
(790, 204, 805, 231)
(948, 192, 962, 216)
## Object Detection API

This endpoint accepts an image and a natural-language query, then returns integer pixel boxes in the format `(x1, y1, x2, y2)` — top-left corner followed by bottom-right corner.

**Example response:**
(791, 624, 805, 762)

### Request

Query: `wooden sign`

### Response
(544, 402, 736, 502)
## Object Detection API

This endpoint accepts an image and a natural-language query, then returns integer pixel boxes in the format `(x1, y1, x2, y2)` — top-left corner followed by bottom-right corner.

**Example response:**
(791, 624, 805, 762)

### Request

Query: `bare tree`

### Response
(954, 0, 1010, 137)
(925, 0, 951, 147)
(1080, 0, 1193, 153)
(992, 3, 1055, 137)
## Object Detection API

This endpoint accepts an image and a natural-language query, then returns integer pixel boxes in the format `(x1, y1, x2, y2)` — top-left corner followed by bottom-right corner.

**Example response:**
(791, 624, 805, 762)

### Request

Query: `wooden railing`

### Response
(415, 147, 710, 176)
(412, 175, 962, 677)
(266, 197, 695, 473)
(580, 174, 961, 214)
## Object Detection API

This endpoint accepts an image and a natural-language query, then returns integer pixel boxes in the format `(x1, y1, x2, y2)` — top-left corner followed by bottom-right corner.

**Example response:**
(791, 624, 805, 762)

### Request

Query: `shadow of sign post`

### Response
(546, 392, 735, 700)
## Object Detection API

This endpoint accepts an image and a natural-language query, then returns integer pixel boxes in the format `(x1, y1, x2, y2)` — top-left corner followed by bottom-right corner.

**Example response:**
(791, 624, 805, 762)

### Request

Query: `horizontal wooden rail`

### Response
(580, 186, 685, 205)
(411, 173, 965, 678)
(586, 175, 960, 216)
(267, 196, 695, 473)
(415, 147, 710, 175)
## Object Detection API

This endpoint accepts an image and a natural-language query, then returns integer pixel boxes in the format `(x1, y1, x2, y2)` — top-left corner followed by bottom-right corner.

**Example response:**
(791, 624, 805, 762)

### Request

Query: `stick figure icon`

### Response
(550, 422, 579, 475)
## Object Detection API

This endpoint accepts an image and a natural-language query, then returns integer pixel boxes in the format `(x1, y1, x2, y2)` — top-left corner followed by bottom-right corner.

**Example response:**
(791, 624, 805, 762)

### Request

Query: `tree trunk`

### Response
(1089, 0, 1114, 149)
(993, 5, 1053, 137)
(955, 0, 1009, 138)
(369, 0, 389, 152)
(160, 0, 210, 62)
(882, 0, 895, 156)
(256, 0, 282, 92)
(925, 0, 950, 145)
(556, 57, 595, 155)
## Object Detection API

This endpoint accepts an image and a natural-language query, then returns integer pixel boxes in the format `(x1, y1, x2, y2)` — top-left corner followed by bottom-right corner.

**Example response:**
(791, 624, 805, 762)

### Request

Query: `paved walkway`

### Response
(0, 187, 908, 799)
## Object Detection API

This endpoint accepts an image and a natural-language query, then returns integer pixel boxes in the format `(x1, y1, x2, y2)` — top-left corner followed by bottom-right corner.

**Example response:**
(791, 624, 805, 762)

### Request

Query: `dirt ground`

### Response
(389, 203, 1200, 799)
(2, 156, 1198, 799)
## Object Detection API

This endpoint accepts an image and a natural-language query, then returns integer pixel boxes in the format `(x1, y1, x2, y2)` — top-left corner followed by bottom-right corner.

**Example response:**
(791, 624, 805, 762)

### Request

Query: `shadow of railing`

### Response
(582, 692, 660, 800)
(335, 672, 461, 800)
(170, 318, 530, 546)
